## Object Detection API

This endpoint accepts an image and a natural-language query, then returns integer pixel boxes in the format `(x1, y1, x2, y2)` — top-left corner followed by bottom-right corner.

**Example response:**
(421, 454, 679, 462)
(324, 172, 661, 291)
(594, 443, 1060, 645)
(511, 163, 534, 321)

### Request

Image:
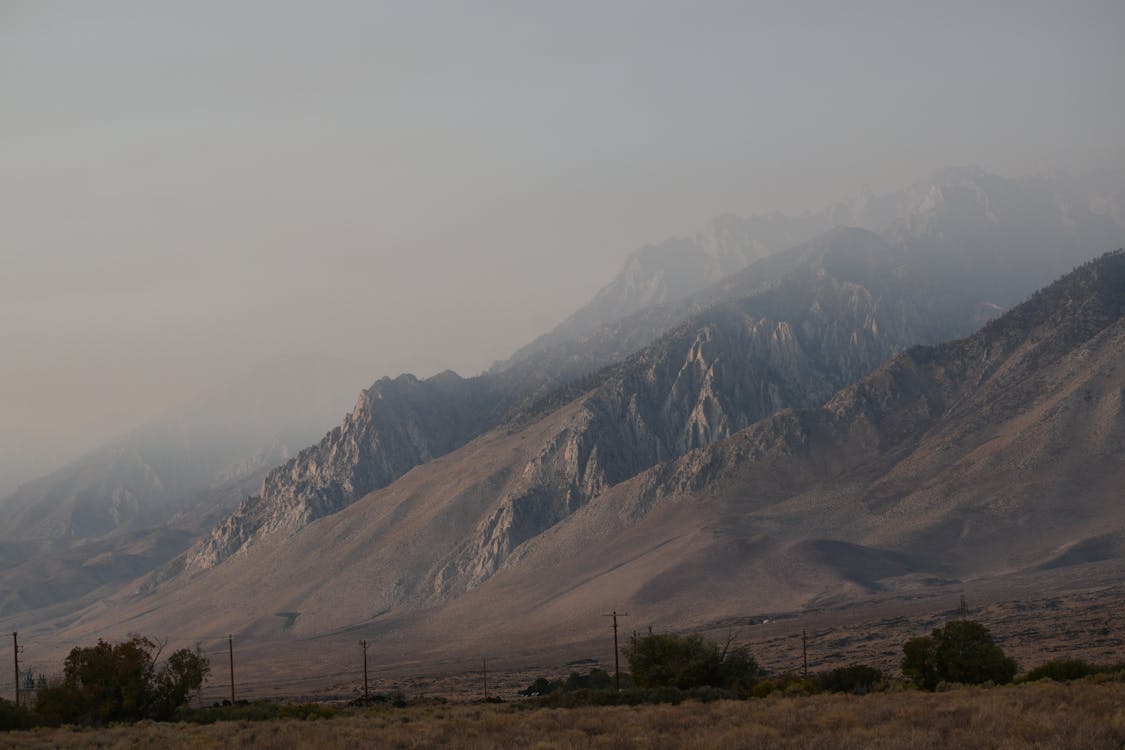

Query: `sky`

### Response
(2, 0, 1124, 491)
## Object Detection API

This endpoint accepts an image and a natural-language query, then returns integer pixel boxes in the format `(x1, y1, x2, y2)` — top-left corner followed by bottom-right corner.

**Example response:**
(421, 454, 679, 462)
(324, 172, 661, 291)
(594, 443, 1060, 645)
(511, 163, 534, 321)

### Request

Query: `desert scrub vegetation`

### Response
(1019, 659, 1125, 683)
(4, 680, 1125, 749)
(175, 700, 336, 724)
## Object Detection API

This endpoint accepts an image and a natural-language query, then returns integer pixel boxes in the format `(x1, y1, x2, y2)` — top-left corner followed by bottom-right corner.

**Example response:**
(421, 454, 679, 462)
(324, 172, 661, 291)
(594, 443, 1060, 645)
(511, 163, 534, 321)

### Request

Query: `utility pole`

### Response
(360, 640, 369, 700)
(228, 635, 236, 704)
(801, 629, 808, 678)
(959, 593, 968, 619)
(12, 632, 18, 707)
(482, 658, 488, 701)
(602, 611, 629, 690)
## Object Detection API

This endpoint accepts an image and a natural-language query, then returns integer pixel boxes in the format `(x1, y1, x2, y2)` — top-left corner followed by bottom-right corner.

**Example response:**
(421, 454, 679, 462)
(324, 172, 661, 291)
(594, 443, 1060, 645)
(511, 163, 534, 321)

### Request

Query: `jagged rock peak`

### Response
(183, 368, 505, 571)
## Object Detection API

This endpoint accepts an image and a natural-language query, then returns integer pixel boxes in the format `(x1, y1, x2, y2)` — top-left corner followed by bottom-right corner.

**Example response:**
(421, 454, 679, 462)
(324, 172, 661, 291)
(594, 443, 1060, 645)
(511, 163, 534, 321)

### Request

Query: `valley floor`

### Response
(6, 681, 1125, 749)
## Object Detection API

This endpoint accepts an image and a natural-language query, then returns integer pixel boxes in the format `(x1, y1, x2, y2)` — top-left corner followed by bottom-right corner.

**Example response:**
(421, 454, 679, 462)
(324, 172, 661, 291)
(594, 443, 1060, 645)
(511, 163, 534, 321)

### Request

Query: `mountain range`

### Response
(3, 166, 1124, 682)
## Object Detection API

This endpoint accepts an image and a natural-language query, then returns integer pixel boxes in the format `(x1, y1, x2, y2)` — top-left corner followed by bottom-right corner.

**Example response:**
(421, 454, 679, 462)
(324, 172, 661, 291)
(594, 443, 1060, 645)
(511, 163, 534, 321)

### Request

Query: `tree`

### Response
(151, 646, 211, 720)
(34, 635, 209, 725)
(902, 620, 1017, 690)
(625, 630, 758, 692)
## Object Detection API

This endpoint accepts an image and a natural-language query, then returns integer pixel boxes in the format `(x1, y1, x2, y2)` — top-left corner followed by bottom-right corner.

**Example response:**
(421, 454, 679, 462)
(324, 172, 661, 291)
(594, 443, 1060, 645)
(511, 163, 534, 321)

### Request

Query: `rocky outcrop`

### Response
(493, 169, 1125, 397)
(496, 212, 842, 372)
(629, 248, 1125, 515)
(438, 232, 992, 591)
(184, 371, 508, 570)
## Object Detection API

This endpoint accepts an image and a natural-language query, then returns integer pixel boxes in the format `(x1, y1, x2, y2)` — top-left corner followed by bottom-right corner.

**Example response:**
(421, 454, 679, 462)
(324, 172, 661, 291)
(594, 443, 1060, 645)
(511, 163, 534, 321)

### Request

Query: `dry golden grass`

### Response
(5, 681, 1125, 749)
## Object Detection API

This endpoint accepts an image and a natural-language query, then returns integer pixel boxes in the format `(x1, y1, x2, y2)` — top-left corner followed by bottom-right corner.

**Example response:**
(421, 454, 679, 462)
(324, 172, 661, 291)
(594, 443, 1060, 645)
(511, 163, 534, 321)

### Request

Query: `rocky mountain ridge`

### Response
(182, 228, 990, 582)
(415, 248, 1125, 647)
(498, 167, 1125, 373)
(185, 371, 508, 570)
(6, 167, 1122, 632)
(50, 251, 1125, 654)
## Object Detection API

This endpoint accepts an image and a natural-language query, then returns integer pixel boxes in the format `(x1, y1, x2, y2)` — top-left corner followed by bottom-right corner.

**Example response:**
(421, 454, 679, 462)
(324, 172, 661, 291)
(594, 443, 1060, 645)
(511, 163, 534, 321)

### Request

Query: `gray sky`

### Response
(2, 1, 1124, 489)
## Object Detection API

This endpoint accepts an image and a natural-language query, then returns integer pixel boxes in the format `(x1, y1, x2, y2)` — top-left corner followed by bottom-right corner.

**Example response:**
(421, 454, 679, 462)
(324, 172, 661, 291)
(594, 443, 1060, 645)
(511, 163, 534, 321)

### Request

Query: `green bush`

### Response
(902, 620, 1017, 690)
(519, 677, 555, 696)
(563, 667, 615, 692)
(1021, 659, 1118, 683)
(625, 630, 758, 693)
(751, 674, 822, 698)
(518, 668, 627, 697)
(33, 681, 86, 726)
(817, 664, 885, 694)
(0, 698, 37, 731)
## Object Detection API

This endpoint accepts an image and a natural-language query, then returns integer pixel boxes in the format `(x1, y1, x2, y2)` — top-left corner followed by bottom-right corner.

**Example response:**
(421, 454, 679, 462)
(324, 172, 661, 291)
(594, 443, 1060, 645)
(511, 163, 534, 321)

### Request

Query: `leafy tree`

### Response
(151, 646, 211, 719)
(34, 635, 209, 725)
(902, 620, 1016, 690)
(625, 630, 758, 693)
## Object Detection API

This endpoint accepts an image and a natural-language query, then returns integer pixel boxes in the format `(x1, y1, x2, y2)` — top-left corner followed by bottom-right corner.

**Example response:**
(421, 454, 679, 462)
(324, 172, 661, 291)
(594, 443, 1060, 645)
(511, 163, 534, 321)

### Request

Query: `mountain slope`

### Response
(0, 362, 365, 542)
(153, 168, 1125, 577)
(0, 363, 364, 622)
(185, 370, 509, 570)
(52, 251, 1125, 656)
(425, 248, 1125, 643)
(52, 230, 1008, 644)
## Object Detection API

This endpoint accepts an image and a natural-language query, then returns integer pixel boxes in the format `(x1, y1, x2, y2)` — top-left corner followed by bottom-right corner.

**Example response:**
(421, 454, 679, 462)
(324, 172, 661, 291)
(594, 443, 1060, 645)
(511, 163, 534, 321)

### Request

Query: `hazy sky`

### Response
(3, 1, 1124, 489)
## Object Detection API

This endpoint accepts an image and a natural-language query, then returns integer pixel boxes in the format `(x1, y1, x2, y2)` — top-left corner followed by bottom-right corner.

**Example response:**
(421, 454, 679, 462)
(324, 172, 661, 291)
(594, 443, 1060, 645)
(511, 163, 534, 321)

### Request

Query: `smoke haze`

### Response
(2, 1, 1124, 491)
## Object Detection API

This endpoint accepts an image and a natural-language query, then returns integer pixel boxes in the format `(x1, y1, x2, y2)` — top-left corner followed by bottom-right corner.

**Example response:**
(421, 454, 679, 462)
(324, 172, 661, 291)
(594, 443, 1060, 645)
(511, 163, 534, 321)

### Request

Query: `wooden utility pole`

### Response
(12, 632, 19, 707)
(602, 611, 629, 690)
(228, 635, 236, 704)
(482, 658, 488, 701)
(801, 629, 808, 678)
(360, 640, 369, 700)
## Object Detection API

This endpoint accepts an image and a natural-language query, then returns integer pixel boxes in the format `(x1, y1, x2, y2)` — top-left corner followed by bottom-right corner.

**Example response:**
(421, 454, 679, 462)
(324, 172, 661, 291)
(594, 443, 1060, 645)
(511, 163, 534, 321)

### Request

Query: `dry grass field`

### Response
(5, 680, 1125, 749)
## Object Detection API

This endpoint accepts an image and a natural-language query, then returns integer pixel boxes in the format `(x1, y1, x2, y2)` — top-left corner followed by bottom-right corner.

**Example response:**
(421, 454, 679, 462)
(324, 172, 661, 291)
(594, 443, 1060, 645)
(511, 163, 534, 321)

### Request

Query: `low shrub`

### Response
(1020, 659, 1125, 683)
(349, 690, 409, 708)
(518, 668, 628, 697)
(535, 685, 735, 708)
(751, 674, 822, 699)
(176, 700, 335, 724)
(278, 702, 336, 720)
(0, 698, 38, 731)
(817, 664, 885, 694)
